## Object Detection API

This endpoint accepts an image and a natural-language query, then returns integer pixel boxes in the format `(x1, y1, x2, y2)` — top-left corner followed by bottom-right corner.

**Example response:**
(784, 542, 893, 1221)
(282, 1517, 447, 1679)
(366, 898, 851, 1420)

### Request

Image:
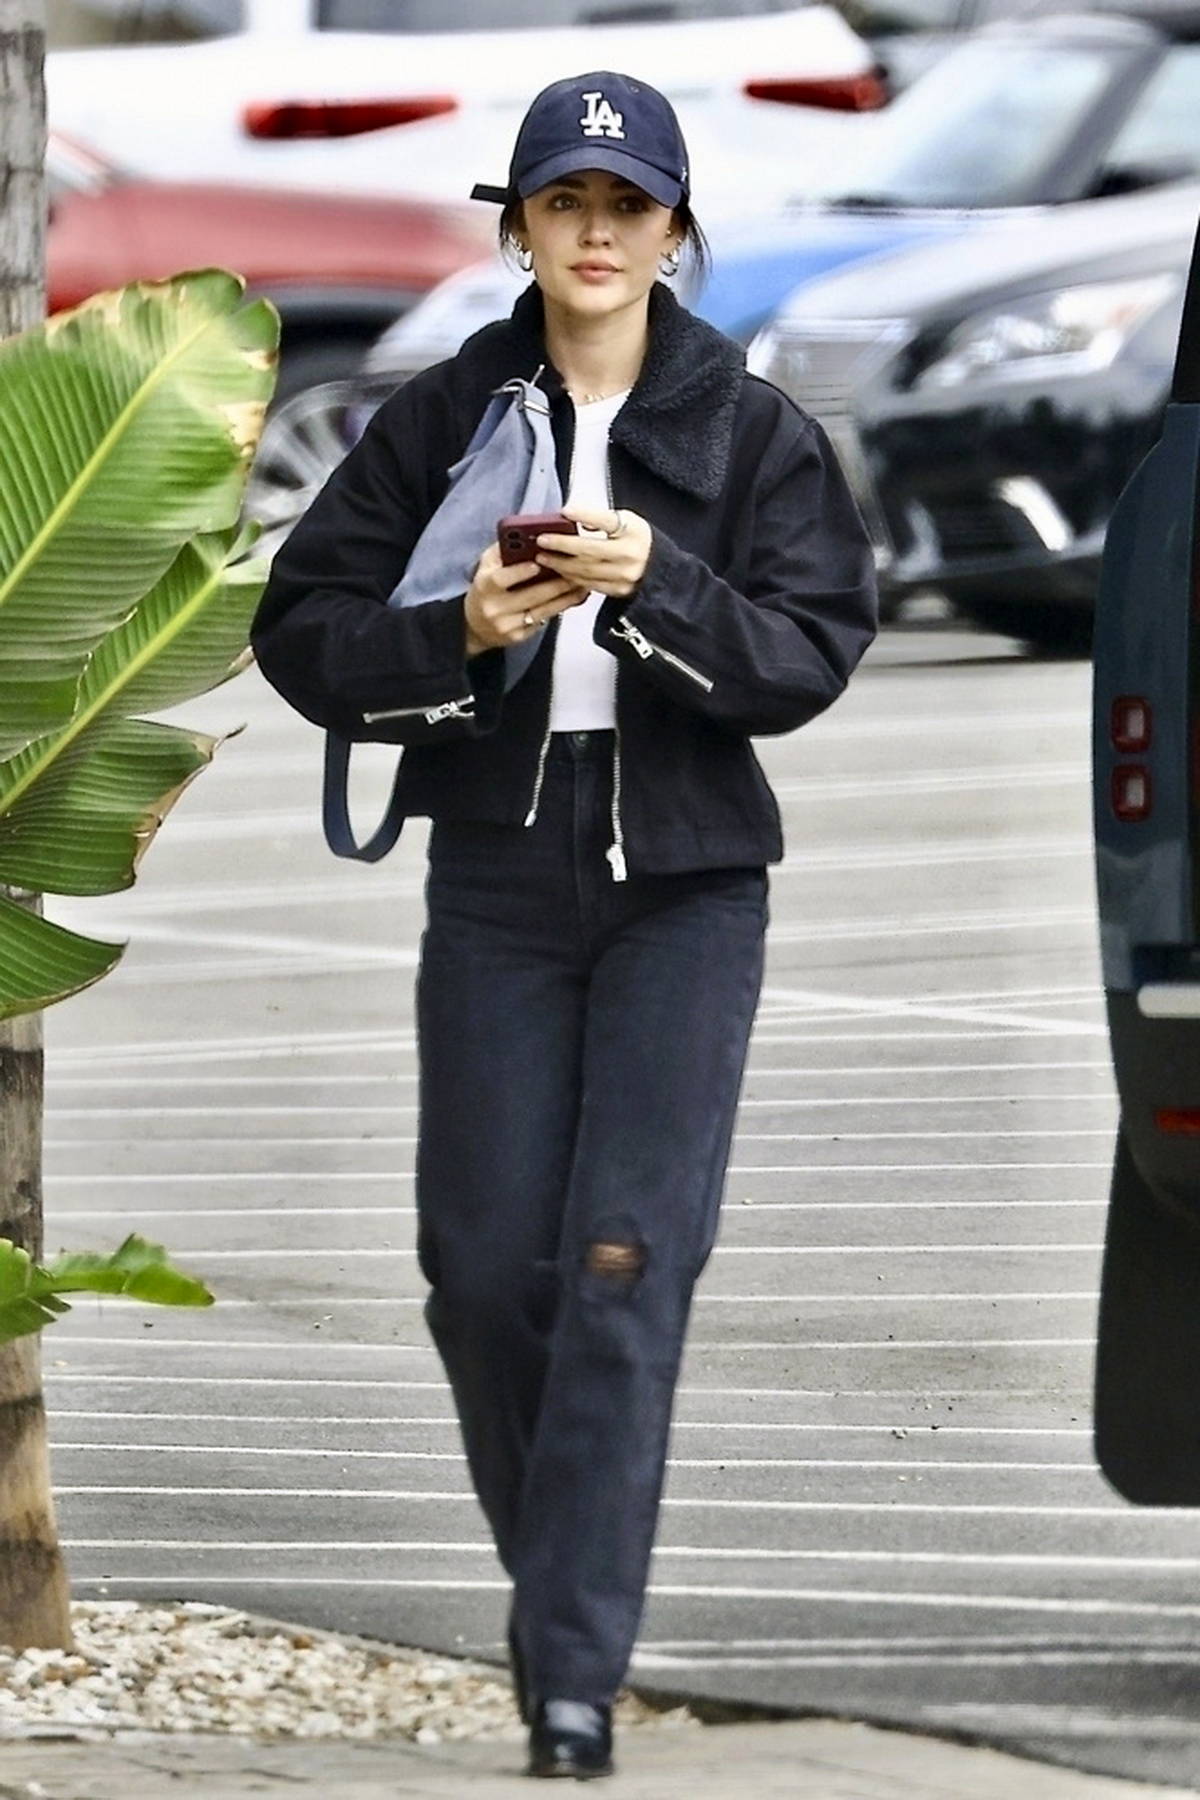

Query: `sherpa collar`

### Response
(458, 282, 745, 504)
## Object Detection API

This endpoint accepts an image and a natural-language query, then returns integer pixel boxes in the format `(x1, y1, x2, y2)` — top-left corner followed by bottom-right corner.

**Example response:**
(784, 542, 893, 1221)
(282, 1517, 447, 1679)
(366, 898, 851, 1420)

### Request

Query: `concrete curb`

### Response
(2, 1716, 1196, 1799)
(3, 1608, 1195, 1798)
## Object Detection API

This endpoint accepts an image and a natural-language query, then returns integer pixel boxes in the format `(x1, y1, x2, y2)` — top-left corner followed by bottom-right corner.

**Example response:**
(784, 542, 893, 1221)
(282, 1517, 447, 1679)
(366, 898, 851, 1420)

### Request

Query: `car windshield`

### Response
(1096, 45, 1200, 189)
(100, 0, 809, 32)
(834, 0, 962, 29)
(815, 39, 1122, 209)
(318, 0, 805, 23)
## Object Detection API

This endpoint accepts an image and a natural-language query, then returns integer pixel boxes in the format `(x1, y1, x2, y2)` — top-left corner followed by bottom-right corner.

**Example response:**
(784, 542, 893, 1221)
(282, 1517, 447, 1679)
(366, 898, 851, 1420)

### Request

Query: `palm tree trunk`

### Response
(0, 0, 70, 1655)
(0, 1021, 71, 1650)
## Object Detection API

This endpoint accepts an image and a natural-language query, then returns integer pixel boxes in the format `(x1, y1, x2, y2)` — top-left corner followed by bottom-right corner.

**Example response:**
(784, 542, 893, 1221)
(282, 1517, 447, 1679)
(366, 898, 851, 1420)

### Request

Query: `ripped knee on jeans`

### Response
(584, 1239, 646, 1286)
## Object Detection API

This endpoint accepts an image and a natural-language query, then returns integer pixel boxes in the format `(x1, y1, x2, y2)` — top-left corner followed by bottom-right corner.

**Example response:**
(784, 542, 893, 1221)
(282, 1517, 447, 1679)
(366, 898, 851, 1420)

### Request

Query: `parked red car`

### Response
(46, 132, 494, 399)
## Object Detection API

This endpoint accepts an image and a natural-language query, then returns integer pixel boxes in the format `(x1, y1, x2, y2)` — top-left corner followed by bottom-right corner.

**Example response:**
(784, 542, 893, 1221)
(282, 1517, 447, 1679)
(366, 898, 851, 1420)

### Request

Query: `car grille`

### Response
(922, 496, 1036, 559)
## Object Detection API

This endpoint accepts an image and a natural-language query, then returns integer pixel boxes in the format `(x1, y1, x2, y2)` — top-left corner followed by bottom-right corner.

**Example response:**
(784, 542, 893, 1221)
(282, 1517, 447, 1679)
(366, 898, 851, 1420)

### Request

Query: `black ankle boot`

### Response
(527, 1699, 614, 1779)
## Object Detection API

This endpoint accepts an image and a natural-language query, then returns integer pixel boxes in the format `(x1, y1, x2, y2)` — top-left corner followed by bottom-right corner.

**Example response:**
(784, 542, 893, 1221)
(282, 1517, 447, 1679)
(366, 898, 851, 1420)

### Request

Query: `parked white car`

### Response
(47, 0, 884, 197)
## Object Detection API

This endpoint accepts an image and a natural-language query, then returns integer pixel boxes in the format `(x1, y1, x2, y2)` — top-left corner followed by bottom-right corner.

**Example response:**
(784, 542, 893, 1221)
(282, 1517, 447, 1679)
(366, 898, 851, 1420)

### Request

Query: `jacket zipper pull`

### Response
(425, 697, 475, 724)
(606, 842, 628, 883)
(611, 617, 653, 659)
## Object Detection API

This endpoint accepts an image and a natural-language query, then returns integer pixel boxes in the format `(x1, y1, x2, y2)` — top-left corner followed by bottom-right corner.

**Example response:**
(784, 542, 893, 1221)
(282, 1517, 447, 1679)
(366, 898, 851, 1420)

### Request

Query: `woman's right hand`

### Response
(464, 543, 587, 658)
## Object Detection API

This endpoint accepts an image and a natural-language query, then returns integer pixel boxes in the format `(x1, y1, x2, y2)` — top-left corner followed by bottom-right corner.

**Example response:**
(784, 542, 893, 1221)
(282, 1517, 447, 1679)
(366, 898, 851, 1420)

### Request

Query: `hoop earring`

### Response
(515, 244, 534, 273)
(660, 244, 682, 277)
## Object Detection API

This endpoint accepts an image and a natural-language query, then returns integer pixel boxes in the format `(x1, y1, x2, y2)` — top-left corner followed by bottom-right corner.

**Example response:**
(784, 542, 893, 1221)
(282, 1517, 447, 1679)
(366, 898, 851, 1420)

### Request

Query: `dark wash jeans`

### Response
(415, 730, 767, 1705)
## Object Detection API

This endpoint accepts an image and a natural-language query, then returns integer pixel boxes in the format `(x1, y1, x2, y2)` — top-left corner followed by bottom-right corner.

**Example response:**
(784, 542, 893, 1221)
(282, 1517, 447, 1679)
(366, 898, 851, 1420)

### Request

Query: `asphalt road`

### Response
(37, 616, 1200, 1791)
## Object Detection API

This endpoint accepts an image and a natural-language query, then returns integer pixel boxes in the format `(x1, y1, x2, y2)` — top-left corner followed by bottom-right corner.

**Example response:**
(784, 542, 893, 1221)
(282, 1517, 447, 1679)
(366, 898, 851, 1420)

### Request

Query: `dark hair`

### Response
(499, 194, 711, 288)
(674, 205, 712, 287)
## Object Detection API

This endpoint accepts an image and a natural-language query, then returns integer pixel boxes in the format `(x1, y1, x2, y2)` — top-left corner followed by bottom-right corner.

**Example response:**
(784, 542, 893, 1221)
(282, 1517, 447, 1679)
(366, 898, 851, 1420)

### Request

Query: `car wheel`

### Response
(955, 595, 1094, 657)
(245, 375, 389, 556)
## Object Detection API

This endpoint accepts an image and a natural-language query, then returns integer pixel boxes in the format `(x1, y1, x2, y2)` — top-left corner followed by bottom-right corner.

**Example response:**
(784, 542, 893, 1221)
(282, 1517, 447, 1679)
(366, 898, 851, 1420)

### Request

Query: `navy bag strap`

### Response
(321, 375, 558, 862)
(322, 732, 408, 864)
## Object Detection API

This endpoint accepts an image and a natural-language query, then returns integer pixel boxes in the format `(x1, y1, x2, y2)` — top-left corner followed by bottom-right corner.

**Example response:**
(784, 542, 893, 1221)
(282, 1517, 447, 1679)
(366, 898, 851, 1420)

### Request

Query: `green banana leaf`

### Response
(0, 273, 279, 1019)
(0, 269, 276, 756)
(0, 526, 262, 896)
(0, 1234, 214, 1344)
(0, 894, 122, 1016)
(0, 718, 218, 896)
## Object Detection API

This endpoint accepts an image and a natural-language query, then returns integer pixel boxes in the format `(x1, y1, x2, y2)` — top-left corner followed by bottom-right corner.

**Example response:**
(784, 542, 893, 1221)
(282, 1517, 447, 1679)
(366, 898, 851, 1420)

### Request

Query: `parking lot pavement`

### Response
(31, 621, 1200, 1790)
(4, 1717, 1199, 1800)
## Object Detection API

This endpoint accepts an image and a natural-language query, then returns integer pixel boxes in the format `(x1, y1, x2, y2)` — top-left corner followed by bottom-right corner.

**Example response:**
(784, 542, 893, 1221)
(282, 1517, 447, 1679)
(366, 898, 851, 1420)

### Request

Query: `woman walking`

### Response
(252, 69, 877, 1780)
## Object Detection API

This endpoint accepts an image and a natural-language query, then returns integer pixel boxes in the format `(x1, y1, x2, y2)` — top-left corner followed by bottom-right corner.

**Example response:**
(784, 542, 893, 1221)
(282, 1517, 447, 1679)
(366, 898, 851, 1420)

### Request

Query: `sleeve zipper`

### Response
(609, 617, 714, 693)
(362, 695, 475, 726)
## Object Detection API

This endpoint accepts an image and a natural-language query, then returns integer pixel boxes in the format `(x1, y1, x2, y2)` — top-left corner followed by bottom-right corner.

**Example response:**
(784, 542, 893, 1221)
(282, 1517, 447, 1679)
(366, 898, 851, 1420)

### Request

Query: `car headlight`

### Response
(915, 274, 1181, 391)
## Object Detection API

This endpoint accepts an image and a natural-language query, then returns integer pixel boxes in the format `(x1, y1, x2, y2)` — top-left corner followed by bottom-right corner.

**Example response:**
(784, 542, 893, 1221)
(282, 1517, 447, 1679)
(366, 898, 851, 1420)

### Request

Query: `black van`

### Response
(1092, 209, 1200, 1502)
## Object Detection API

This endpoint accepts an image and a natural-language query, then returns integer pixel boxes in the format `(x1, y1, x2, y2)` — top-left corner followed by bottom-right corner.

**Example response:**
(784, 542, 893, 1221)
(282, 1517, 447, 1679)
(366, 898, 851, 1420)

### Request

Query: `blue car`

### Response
(697, 7, 1200, 342)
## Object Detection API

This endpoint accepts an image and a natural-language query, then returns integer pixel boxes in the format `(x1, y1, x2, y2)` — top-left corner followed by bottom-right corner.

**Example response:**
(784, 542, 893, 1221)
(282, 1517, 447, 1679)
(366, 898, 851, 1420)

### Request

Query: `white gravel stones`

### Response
(0, 1603, 698, 1743)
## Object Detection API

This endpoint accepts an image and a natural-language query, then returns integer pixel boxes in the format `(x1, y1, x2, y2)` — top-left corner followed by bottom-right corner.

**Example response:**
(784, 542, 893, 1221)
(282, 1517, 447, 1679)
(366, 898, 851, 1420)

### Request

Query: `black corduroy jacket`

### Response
(251, 283, 878, 874)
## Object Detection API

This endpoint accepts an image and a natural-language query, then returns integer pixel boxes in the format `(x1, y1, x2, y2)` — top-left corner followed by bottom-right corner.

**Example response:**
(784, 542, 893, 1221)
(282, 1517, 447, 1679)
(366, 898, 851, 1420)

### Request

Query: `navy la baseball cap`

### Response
(471, 71, 690, 211)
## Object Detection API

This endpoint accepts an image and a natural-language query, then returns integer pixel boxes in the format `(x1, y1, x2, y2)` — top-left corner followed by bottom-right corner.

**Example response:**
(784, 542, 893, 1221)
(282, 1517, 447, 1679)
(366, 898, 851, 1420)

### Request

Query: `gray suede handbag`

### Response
(323, 373, 562, 862)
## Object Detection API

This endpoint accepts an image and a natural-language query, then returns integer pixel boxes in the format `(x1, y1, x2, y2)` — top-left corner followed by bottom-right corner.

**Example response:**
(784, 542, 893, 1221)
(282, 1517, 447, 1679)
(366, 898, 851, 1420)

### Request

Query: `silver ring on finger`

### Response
(605, 509, 626, 539)
(523, 611, 536, 629)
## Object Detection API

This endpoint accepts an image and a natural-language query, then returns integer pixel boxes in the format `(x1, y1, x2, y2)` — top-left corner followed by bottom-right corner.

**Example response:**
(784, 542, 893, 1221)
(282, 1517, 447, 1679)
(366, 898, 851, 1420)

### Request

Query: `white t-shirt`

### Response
(548, 389, 630, 733)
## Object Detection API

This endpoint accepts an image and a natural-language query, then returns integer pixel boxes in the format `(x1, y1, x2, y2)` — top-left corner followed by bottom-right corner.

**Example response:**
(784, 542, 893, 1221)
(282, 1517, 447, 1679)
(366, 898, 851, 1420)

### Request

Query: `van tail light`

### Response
(1111, 695, 1152, 753)
(243, 96, 457, 140)
(1112, 765, 1152, 821)
(1156, 1109, 1200, 1134)
(1109, 695, 1153, 820)
(743, 72, 889, 113)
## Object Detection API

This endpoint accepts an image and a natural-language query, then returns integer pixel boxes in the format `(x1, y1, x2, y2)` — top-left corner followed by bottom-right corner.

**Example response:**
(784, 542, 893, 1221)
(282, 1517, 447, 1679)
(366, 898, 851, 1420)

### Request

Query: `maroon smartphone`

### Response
(497, 512, 579, 569)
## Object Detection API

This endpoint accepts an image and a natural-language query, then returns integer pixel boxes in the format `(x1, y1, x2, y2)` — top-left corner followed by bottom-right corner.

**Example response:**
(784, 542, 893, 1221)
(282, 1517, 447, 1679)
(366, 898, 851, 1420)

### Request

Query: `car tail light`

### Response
(743, 73, 889, 113)
(1111, 695, 1152, 753)
(1156, 1109, 1200, 1133)
(1112, 765, 1152, 821)
(243, 96, 457, 140)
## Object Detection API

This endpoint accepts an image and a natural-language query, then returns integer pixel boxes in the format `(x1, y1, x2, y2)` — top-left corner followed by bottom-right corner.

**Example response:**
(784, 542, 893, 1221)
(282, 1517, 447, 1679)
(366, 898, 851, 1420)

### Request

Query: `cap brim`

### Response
(516, 146, 682, 209)
(470, 182, 510, 205)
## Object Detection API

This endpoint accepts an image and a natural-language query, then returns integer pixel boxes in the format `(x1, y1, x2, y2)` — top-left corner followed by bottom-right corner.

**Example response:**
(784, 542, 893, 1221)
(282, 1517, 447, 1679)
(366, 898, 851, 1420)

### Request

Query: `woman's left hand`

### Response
(533, 505, 652, 597)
